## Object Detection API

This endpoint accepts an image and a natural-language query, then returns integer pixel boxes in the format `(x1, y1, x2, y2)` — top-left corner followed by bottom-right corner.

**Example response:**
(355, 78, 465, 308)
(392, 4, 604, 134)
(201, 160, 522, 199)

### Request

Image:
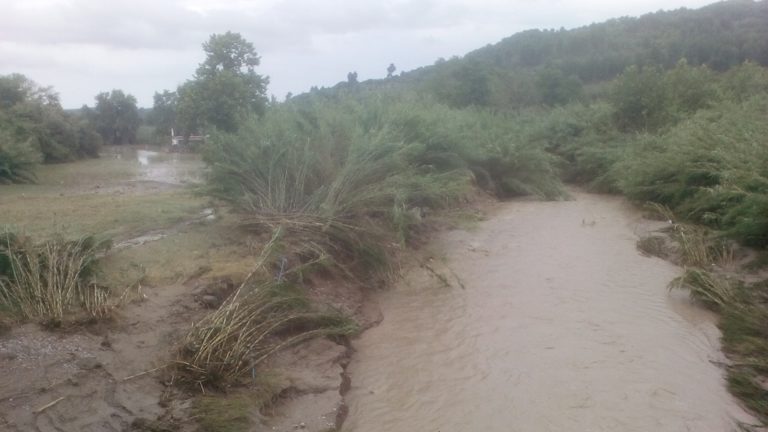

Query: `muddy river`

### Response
(346, 192, 754, 431)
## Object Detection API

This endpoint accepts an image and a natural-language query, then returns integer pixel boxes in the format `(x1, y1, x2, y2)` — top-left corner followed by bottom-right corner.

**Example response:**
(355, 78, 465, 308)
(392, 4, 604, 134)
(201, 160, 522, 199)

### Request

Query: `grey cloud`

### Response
(0, 0, 716, 107)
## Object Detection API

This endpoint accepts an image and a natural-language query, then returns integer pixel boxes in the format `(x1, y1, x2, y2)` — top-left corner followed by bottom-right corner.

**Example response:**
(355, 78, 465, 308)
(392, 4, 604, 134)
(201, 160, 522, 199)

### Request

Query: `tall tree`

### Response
(91, 90, 140, 145)
(149, 90, 178, 136)
(176, 32, 269, 134)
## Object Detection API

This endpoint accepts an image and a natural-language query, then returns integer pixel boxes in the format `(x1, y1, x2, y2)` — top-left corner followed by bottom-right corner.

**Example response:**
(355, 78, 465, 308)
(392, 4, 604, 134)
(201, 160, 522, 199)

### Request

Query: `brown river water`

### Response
(345, 192, 755, 431)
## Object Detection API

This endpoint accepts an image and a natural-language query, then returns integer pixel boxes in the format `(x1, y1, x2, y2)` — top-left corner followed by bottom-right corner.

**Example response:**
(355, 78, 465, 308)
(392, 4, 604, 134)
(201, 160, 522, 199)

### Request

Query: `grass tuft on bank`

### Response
(0, 232, 114, 325)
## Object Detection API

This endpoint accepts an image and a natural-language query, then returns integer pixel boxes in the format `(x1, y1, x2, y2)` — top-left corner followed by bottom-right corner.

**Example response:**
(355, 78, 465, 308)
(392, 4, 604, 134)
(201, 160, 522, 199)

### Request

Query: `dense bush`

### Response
(0, 74, 102, 182)
(618, 96, 768, 247)
(0, 129, 40, 184)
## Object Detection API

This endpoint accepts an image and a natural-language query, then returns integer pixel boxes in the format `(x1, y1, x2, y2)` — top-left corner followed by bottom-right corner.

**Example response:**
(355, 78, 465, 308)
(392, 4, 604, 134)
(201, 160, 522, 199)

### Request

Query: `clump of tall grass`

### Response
(0, 232, 112, 325)
(175, 233, 358, 389)
(719, 278, 768, 423)
(669, 268, 737, 310)
(670, 223, 715, 268)
(667, 263, 768, 422)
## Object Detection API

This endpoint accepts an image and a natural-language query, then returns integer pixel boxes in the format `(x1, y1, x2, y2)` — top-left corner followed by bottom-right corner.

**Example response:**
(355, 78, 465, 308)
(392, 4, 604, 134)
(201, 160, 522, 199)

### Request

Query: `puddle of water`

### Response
(345, 192, 755, 431)
(102, 146, 203, 185)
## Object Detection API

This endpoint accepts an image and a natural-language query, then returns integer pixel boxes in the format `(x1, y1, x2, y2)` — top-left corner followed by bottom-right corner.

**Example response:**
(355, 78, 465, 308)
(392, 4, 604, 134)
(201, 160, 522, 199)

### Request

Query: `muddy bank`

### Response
(345, 191, 756, 431)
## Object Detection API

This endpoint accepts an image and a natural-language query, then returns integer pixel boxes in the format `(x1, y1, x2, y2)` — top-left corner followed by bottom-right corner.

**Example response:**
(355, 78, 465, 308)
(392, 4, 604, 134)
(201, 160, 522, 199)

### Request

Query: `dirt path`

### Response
(345, 191, 756, 431)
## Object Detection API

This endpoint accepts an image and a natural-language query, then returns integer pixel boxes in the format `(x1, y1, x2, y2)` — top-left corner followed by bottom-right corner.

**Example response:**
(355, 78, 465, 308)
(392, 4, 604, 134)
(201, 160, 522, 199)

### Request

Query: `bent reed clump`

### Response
(174, 231, 358, 390)
(0, 231, 113, 325)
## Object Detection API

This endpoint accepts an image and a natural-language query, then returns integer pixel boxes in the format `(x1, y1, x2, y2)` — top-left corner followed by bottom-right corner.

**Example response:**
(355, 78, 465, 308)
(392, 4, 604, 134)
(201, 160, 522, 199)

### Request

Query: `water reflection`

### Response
(102, 146, 203, 185)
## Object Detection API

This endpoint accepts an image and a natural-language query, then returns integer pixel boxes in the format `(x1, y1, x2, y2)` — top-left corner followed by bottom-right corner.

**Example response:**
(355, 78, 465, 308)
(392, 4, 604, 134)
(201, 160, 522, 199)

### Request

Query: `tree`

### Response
(0, 73, 59, 109)
(347, 71, 358, 84)
(610, 66, 670, 132)
(535, 68, 583, 106)
(176, 32, 269, 134)
(149, 90, 177, 136)
(0, 74, 100, 168)
(387, 63, 397, 78)
(90, 90, 140, 145)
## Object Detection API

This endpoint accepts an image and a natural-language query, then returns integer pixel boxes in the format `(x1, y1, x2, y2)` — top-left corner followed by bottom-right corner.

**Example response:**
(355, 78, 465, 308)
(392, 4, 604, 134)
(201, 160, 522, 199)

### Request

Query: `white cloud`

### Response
(0, 0, 716, 107)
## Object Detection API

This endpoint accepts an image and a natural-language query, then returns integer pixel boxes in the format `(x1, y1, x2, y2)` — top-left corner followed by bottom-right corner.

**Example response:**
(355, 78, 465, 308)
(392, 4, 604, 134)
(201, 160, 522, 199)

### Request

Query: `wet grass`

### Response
(720, 280, 768, 424)
(664, 232, 768, 424)
(0, 150, 207, 240)
(0, 190, 208, 240)
(191, 371, 282, 432)
(193, 395, 253, 432)
(97, 219, 255, 288)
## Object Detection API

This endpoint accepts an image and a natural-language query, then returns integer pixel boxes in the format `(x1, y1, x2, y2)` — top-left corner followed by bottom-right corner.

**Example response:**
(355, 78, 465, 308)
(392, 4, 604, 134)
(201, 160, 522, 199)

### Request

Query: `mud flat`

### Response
(345, 191, 756, 431)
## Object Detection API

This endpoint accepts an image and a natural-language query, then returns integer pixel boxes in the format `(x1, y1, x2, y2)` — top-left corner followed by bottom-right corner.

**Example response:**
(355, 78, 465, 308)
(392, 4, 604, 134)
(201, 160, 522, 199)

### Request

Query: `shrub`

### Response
(617, 96, 768, 247)
(0, 129, 40, 184)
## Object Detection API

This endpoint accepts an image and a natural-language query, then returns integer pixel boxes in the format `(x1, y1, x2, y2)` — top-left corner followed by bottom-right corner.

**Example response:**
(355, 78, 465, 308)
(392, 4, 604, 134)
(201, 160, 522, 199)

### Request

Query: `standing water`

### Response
(345, 192, 755, 431)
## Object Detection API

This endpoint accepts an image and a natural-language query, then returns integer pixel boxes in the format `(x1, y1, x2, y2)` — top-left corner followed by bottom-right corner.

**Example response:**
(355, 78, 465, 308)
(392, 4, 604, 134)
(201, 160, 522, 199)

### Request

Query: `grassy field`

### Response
(0, 146, 257, 319)
(0, 147, 208, 240)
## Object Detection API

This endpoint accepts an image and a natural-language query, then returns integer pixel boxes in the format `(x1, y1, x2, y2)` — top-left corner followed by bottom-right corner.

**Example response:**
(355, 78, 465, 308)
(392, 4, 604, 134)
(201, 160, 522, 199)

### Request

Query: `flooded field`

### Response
(345, 192, 755, 431)
(105, 146, 203, 185)
(0, 146, 206, 239)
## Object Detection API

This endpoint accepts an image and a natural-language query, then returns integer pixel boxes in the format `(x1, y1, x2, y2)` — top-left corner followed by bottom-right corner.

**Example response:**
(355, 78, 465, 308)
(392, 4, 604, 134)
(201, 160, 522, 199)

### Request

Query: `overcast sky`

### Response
(0, 0, 717, 108)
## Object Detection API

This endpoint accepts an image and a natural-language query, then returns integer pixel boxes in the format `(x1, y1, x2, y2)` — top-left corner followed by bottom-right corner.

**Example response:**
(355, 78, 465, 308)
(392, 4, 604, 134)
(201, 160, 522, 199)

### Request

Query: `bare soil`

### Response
(0, 147, 376, 431)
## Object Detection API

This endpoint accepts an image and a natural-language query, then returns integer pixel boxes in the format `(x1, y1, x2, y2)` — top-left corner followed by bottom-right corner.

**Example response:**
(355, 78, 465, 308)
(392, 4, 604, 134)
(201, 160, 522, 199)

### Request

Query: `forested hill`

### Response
(465, 0, 768, 80)
(313, 0, 768, 109)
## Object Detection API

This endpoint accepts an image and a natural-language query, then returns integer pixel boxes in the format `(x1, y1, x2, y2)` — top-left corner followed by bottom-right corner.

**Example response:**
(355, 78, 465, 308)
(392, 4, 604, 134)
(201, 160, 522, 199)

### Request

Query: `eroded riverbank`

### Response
(345, 192, 755, 431)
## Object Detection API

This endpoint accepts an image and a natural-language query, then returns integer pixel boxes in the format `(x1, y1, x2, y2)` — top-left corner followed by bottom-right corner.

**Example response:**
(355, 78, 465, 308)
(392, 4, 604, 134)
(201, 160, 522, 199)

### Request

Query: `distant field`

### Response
(0, 146, 207, 240)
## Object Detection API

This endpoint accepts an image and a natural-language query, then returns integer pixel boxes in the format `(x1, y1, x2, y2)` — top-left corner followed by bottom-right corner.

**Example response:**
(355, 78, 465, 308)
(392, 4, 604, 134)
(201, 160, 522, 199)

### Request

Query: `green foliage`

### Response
(535, 68, 583, 106)
(204, 94, 563, 276)
(706, 276, 768, 423)
(618, 96, 768, 247)
(0, 74, 101, 167)
(148, 90, 177, 138)
(87, 89, 140, 145)
(462, 0, 768, 82)
(176, 32, 269, 135)
(425, 60, 492, 108)
(610, 65, 671, 132)
(719, 61, 768, 101)
(0, 129, 40, 184)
